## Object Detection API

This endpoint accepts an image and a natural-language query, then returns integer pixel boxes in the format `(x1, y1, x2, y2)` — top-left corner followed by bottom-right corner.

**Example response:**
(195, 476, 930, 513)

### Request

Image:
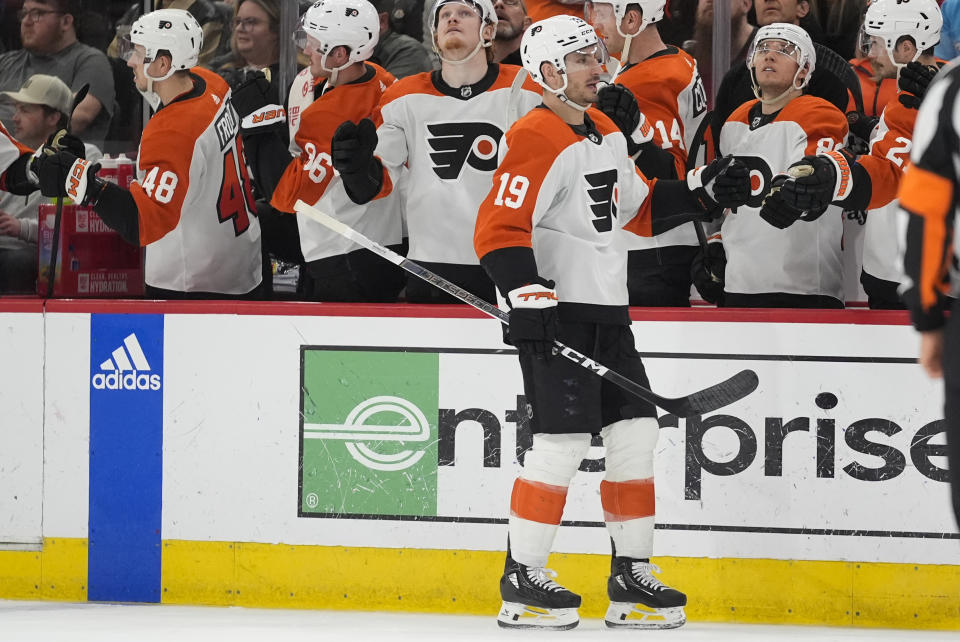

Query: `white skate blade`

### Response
(604, 602, 686, 629)
(497, 601, 579, 630)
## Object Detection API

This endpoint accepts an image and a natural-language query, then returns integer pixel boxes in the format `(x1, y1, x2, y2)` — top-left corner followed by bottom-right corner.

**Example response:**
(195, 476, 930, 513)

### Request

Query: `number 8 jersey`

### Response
(132, 67, 262, 295)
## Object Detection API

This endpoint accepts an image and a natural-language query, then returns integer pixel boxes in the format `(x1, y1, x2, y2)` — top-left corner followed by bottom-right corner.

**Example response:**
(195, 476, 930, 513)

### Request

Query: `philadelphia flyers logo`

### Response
(737, 155, 774, 208)
(426, 121, 504, 180)
(158, 20, 172, 29)
(584, 168, 619, 233)
(345, 7, 358, 16)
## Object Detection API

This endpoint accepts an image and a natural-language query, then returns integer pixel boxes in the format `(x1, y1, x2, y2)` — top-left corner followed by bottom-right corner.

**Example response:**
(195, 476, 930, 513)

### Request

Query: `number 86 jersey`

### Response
(132, 67, 262, 295)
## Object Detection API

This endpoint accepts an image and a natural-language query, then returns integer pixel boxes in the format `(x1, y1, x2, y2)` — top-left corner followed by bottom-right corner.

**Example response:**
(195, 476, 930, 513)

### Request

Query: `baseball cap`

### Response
(1, 74, 73, 115)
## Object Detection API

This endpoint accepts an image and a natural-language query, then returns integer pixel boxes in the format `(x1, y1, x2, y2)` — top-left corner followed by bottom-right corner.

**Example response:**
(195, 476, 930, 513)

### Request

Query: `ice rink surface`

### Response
(1, 600, 957, 642)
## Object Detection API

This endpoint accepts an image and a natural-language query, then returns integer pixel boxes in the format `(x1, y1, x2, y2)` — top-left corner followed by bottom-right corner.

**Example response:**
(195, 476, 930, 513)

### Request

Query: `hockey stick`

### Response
(293, 199, 759, 417)
(813, 43, 864, 114)
(46, 83, 89, 297)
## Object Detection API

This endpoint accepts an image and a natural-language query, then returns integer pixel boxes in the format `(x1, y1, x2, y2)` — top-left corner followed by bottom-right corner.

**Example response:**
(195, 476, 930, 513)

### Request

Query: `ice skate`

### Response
(605, 557, 686, 629)
(497, 557, 581, 630)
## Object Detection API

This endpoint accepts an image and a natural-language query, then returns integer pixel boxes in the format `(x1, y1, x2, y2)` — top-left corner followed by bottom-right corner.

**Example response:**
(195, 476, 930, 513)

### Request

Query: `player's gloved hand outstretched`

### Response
(687, 156, 751, 214)
(776, 154, 836, 215)
(33, 149, 104, 205)
(898, 61, 938, 110)
(691, 241, 725, 305)
(331, 118, 383, 204)
(597, 83, 641, 155)
(232, 70, 272, 120)
(759, 174, 806, 229)
(506, 278, 559, 360)
(776, 148, 853, 220)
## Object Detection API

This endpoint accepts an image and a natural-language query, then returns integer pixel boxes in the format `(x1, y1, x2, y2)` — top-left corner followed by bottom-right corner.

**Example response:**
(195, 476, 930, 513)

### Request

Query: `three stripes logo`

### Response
(91, 333, 161, 391)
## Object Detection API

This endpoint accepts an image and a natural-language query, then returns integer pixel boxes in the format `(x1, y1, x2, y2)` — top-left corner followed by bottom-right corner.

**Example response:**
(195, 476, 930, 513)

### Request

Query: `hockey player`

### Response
(585, 0, 709, 306)
(770, 0, 944, 309)
(718, 23, 849, 308)
(330, 0, 542, 303)
(34, 8, 263, 299)
(897, 62, 960, 530)
(270, 0, 405, 302)
(474, 15, 751, 630)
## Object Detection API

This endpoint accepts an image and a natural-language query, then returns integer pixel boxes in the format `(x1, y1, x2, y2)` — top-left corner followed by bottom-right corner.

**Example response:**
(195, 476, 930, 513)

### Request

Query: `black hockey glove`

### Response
(759, 174, 806, 229)
(777, 154, 836, 214)
(34, 149, 104, 205)
(506, 278, 559, 360)
(331, 118, 384, 204)
(231, 70, 272, 119)
(845, 111, 879, 155)
(687, 156, 751, 213)
(691, 242, 725, 305)
(597, 83, 641, 155)
(898, 61, 938, 110)
(47, 129, 86, 158)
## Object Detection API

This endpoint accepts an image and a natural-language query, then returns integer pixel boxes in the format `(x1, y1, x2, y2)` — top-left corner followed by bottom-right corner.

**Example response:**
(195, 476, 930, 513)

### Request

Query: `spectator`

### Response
(371, 0, 434, 78)
(935, 0, 960, 61)
(108, 0, 233, 69)
(0, 0, 115, 149)
(711, 0, 851, 149)
(215, 0, 280, 79)
(491, 0, 530, 64)
(684, 0, 754, 100)
(0, 74, 99, 293)
(717, 23, 848, 308)
(812, 0, 866, 60)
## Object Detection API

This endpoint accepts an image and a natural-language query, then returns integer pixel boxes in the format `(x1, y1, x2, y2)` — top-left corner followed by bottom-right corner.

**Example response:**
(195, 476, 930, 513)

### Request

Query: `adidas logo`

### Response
(91, 333, 161, 391)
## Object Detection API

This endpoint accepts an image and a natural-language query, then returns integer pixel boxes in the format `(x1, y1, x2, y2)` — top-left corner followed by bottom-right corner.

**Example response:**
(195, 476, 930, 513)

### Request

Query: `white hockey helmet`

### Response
(124, 8, 203, 74)
(521, 15, 608, 111)
(297, 0, 380, 63)
(584, 0, 665, 39)
(429, 0, 498, 64)
(746, 22, 816, 101)
(860, 0, 942, 67)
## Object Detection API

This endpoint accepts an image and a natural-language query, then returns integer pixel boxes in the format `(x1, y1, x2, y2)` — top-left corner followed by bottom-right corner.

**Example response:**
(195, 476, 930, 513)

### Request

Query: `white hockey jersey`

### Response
(286, 67, 320, 157)
(860, 95, 916, 284)
(0, 122, 30, 189)
(132, 67, 262, 294)
(372, 64, 541, 266)
(617, 46, 708, 252)
(719, 96, 849, 301)
(271, 64, 402, 263)
(475, 107, 658, 316)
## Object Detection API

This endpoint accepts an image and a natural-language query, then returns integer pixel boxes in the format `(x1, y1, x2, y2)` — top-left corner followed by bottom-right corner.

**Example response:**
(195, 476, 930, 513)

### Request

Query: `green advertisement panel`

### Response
(300, 348, 439, 517)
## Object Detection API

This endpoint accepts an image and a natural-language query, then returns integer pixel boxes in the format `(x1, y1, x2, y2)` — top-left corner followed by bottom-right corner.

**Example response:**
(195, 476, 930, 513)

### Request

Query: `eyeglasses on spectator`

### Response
(17, 8, 64, 23)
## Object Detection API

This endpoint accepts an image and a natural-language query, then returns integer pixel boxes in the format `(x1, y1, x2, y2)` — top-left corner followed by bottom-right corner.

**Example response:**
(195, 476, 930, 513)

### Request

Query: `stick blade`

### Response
(659, 369, 759, 418)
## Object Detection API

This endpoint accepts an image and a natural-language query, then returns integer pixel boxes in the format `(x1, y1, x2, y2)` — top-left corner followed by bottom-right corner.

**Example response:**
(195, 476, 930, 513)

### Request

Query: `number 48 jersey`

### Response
(132, 67, 262, 295)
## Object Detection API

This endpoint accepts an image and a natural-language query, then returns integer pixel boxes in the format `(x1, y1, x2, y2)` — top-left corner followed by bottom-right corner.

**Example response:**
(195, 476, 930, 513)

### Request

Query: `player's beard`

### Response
(495, 20, 522, 41)
(440, 33, 474, 60)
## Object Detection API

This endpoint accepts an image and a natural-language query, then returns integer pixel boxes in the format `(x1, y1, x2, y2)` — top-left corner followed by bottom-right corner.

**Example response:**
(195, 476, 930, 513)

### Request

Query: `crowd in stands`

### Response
(0, 0, 954, 307)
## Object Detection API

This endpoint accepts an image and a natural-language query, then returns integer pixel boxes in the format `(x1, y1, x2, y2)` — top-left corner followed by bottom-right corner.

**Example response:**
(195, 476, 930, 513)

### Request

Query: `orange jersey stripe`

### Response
(600, 478, 655, 522)
(510, 478, 568, 525)
(899, 164, 955, 312)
